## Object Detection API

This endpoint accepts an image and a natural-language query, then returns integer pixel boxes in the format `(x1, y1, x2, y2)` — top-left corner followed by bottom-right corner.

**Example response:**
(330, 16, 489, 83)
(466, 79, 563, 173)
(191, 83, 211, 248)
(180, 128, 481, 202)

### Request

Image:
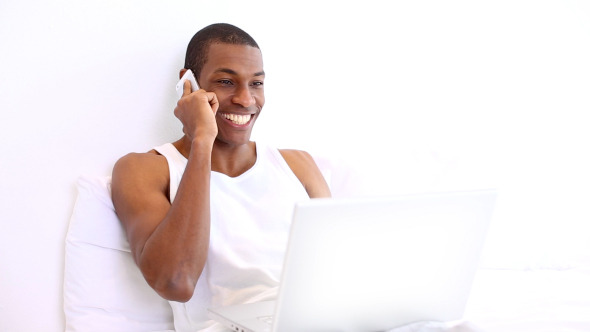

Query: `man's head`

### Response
(182, 23, 265, 147)
(184, 23, 260, 84)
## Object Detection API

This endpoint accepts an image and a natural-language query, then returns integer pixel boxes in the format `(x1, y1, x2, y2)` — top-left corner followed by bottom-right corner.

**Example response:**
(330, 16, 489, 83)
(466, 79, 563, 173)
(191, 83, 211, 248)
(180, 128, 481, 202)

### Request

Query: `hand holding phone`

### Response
(173, 68, 218, 142)
(176, 69, 199, 97)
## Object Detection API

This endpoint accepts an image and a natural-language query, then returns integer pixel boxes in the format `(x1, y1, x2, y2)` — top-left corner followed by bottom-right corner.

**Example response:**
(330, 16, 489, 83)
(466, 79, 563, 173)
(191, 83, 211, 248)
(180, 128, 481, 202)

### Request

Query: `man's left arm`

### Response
(280, 149, 331, 198)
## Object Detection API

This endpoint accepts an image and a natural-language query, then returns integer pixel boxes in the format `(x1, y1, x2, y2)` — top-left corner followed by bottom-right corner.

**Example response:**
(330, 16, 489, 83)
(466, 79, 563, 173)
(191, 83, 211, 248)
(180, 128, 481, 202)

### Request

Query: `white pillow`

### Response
(64, 175, 173, 332)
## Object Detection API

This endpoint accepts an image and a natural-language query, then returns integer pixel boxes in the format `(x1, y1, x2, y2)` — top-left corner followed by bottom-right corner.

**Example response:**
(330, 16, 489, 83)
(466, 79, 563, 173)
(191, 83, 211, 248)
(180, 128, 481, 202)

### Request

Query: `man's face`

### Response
(198, 43, 265, 146)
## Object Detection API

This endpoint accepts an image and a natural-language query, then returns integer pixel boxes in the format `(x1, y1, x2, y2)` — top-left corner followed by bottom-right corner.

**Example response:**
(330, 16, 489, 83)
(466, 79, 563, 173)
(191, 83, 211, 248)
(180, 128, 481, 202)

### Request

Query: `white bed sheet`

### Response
(385, 267, 590, 332)
(465, 267, 590, 332)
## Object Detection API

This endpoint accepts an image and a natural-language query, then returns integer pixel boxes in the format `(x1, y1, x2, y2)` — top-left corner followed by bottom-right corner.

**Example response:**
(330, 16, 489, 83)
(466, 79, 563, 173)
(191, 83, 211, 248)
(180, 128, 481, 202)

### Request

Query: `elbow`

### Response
(136, 248, 206, 302)
(158, 286, 195, 303)
(151, 275, 197, 302)
(141, 265, 198, 302)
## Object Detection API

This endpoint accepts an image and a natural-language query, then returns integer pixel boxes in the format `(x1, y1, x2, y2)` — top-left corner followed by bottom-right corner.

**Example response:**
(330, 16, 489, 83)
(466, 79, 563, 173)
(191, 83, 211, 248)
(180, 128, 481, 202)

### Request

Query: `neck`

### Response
(174, 136, 257, 177)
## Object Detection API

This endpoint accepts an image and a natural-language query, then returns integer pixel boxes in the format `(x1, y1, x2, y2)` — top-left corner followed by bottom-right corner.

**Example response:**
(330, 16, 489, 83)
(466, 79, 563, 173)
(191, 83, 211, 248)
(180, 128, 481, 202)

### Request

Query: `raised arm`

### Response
(111, 81, 219, 302)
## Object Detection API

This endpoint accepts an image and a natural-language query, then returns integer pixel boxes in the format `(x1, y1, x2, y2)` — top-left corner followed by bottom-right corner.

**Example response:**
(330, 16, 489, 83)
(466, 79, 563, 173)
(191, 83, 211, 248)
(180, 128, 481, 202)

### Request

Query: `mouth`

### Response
(219, 112, 253, 126)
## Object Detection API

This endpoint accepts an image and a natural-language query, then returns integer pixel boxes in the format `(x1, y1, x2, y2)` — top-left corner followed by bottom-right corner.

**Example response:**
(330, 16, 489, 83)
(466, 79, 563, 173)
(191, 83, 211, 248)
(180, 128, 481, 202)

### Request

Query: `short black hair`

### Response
(184, 23, 260, 82)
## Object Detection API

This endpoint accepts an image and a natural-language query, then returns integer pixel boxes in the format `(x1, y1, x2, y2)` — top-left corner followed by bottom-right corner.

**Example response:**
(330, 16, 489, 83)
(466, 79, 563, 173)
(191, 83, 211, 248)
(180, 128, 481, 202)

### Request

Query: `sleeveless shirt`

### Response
(153, 142, 310, 332)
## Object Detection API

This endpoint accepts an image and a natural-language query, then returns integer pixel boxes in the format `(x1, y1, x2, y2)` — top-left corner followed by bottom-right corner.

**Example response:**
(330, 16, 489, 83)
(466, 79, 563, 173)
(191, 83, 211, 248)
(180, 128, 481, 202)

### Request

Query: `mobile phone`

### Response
(176, 69, 199, 97)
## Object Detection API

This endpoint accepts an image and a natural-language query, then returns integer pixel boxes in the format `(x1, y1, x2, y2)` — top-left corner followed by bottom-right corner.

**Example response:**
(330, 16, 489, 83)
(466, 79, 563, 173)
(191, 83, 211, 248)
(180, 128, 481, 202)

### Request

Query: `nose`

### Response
(231, 85, 255, 107)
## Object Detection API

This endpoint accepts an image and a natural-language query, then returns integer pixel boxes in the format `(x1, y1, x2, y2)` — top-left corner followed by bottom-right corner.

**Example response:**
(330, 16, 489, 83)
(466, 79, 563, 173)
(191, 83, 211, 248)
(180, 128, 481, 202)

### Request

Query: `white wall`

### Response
(1, 0, 589, 331)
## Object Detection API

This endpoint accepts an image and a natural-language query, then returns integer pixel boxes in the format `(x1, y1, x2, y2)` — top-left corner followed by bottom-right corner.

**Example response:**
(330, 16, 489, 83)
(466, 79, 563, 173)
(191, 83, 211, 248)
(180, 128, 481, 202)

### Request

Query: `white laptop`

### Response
(208, 190, 497, 332)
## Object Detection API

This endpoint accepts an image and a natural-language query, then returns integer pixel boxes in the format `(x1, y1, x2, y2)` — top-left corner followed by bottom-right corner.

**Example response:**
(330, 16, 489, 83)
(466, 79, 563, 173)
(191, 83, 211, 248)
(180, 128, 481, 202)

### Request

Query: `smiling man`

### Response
(111, 23, 330, 331)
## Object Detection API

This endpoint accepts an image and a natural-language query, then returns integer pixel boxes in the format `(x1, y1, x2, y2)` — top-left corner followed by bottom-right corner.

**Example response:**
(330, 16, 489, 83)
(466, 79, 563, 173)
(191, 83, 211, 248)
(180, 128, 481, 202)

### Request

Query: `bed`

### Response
(63, 173, 590, 331)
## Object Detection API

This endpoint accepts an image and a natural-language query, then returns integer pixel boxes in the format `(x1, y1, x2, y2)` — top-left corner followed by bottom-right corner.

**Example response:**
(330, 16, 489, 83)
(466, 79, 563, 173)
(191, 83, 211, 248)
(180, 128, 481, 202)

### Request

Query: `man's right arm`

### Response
(111, 81, 219, 302)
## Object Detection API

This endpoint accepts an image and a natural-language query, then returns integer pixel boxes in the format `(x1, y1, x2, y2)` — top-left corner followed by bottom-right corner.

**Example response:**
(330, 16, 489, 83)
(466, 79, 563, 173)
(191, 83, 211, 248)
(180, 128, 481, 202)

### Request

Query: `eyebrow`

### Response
(214, 68, 265, 77)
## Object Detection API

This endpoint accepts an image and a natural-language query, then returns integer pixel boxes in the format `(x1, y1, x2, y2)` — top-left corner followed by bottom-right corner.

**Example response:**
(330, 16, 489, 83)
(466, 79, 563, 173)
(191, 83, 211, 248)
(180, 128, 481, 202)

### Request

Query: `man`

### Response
(111, 23, 331, 331)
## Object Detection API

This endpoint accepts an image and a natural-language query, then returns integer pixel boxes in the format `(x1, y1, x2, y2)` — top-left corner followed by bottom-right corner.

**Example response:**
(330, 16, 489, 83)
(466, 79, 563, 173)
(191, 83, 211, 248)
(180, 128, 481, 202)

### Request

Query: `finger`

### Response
(182, 80, 191, 97)
(206, 92, 219, 114)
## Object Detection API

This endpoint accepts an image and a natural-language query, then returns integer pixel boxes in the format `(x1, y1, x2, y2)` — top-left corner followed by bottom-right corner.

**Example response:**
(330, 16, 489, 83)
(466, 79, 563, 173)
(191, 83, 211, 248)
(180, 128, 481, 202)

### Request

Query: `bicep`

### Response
(111, 154, 171, 263)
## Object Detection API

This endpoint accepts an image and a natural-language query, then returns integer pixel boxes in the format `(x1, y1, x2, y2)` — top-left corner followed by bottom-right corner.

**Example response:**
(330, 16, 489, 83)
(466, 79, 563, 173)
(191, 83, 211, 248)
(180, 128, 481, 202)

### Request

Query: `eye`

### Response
(218, 79, 233, 85)
(252, 81, 264, 87)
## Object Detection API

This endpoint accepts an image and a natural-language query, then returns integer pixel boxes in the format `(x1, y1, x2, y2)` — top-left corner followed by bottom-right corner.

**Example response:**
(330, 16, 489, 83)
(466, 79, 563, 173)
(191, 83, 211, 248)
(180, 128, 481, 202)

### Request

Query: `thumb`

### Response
(183, 80, 192, 97)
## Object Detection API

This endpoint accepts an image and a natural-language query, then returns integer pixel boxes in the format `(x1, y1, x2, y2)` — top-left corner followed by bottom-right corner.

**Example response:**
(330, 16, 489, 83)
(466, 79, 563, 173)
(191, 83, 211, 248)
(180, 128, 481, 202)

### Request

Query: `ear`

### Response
(179, 68, 187, 80)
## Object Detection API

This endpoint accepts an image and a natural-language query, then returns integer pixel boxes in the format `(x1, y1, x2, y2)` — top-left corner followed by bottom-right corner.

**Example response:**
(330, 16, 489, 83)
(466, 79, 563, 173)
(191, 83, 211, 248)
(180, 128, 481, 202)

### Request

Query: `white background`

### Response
(1, 1, 589, 330)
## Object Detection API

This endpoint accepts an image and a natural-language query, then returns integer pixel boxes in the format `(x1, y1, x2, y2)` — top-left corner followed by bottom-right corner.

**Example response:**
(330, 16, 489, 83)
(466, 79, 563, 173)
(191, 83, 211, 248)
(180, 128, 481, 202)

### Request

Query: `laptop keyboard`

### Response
(257, 315, 274, 325)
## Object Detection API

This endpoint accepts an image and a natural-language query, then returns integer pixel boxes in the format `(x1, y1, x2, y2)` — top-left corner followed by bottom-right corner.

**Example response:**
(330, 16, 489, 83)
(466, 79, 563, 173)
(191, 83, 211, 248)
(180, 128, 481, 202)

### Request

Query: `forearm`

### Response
(138, 139, 213, 301)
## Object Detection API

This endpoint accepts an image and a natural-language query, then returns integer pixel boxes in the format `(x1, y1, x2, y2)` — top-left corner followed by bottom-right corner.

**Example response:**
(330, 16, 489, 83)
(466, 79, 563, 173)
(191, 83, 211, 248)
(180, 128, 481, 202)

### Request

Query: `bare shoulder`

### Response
(112, 150, 168, 175)
(279, 149, 315, 168)
(279, 149, 331, 198)
(112, 150, 169, 193)
(111, 150, 171, 216)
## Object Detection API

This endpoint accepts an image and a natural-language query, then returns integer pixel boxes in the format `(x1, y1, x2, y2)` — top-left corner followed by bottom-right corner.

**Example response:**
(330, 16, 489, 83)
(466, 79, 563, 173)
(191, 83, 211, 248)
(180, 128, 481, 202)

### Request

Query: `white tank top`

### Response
(153, 142, 309, 332)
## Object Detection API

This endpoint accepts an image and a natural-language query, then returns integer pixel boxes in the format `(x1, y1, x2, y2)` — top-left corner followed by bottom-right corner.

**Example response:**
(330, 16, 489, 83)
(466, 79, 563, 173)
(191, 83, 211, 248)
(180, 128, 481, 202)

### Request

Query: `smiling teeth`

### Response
(221, 113, 251, 125)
